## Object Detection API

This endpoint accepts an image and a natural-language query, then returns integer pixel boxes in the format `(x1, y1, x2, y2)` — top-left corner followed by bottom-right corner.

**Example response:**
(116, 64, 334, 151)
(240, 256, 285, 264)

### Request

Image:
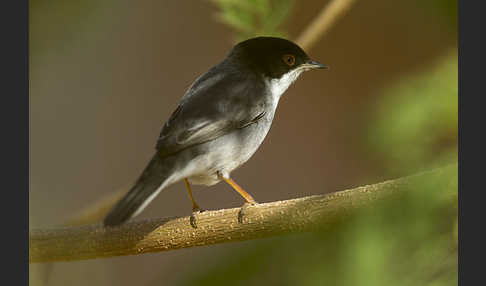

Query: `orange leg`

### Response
(185, 178, 204, 229)
(184, 178, 200, 211)
(222, 177, 257, 204)
(221, 177, 257, 223)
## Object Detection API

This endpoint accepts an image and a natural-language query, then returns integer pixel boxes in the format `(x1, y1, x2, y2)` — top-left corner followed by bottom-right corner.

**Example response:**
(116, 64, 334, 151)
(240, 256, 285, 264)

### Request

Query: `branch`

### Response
(295, 0, 356, 50)
(30, 164, 456, 263)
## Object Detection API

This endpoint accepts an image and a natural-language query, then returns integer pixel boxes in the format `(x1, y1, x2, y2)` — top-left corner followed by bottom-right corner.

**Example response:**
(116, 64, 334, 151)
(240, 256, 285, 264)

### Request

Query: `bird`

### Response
(103, 36, 328, 228)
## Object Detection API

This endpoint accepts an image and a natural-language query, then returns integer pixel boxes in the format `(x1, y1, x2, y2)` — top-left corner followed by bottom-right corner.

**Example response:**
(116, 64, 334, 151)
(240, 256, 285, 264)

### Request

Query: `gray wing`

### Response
(156, 68, 267, 157)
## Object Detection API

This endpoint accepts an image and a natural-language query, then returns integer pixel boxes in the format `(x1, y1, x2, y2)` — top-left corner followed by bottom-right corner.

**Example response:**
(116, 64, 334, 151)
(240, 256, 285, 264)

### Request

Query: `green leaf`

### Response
(209, 0, 295, 42)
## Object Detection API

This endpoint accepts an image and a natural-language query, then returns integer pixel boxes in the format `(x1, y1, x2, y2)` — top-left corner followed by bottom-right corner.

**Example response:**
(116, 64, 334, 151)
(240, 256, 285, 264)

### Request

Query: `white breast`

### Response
(268, 69, 304, 102)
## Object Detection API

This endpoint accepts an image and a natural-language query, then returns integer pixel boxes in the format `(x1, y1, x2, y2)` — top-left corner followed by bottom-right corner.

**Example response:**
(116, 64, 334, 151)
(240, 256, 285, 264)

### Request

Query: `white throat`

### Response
(268, 69, 304, 101)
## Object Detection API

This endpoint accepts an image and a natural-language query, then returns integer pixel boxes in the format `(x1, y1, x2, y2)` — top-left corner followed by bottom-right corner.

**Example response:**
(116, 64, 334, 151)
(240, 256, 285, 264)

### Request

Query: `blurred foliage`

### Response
(174, 166, 457, 286)
(414, 0, 457, 32)
(367, 50, 458, 176)
(209, 0, 294, 42)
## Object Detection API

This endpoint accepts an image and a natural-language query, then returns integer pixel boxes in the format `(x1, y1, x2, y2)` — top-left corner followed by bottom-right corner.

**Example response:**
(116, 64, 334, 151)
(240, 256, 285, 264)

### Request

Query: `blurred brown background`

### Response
(29, 0, 456, 285)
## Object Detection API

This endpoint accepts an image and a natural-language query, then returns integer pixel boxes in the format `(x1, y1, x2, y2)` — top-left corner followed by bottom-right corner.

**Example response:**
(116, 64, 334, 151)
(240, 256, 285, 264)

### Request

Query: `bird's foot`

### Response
(190, 206, 205, 229)
(238, 201, 258, 224)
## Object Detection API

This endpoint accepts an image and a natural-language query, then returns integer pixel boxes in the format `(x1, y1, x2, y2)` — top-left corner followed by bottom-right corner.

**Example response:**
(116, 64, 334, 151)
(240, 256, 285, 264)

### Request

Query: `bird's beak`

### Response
(305, 60, 329, 70)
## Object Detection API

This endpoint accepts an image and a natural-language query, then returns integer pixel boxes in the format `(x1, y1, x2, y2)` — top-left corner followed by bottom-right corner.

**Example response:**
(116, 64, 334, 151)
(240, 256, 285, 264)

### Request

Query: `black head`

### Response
(227, 37, 327, 79)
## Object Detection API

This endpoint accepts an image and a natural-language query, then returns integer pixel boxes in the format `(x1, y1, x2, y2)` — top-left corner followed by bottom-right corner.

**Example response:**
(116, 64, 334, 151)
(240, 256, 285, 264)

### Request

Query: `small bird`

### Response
(104, 37, 327, 228)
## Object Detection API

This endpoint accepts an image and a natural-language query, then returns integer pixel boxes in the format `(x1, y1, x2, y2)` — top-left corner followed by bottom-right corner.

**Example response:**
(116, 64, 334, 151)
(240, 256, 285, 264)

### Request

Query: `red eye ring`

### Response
(282, 54, 296, 66)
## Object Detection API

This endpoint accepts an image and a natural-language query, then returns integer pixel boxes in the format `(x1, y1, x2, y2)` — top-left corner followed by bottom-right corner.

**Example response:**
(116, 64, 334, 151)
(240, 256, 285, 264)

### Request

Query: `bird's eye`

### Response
(282, 54, 295, 66)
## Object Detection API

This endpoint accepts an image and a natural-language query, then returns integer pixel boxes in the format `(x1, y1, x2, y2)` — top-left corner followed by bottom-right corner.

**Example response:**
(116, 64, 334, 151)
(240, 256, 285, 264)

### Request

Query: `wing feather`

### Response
(156, 67, 266, 157)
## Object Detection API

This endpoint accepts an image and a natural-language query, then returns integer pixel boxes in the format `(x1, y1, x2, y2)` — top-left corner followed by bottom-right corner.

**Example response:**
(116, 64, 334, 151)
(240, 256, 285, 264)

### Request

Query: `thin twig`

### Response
(296, 0, 356, 50)
(30, 165, 457, 263)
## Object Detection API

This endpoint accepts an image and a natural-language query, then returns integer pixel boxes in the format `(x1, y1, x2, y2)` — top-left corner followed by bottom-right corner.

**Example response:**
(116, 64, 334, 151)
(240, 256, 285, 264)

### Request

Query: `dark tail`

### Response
(104, 154, 175, 227)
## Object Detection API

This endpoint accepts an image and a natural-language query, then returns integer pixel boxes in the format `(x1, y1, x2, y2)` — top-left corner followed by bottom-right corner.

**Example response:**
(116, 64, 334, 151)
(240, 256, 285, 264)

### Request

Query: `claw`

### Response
(190, 207, 205, 228)
(238, 202, 257, 223)
(190, 213, 198, 228)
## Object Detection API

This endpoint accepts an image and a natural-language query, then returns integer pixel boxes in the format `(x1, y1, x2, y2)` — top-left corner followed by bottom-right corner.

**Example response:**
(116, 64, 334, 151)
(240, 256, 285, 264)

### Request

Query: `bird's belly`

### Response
(184, 118, 273, 186)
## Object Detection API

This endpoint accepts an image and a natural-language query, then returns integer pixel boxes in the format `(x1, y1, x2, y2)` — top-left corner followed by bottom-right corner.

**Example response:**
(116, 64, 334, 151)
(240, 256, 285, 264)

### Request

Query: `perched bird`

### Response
(103, 37, 327, 228)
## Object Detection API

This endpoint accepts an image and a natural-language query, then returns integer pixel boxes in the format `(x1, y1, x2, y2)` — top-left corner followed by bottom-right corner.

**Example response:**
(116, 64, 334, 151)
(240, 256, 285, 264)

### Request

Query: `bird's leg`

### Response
(223, 177, 257, 204)
(185, 178, 204, 228)
(218, 172, 258, 223)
